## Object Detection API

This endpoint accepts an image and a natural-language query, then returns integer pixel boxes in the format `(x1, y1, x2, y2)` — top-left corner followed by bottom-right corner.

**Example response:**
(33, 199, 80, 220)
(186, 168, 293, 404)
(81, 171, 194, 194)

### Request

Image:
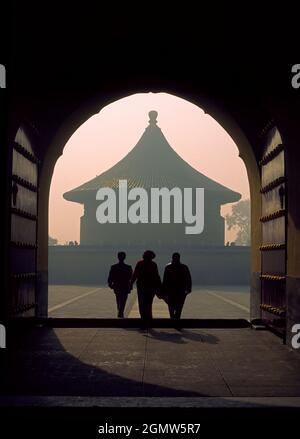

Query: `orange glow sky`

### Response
(49, 93, 250, 244)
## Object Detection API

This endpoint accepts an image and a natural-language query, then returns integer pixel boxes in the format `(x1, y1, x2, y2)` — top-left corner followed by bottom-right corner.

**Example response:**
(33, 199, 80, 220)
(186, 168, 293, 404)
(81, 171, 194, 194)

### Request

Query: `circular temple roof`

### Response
(64, 112, 241, 205)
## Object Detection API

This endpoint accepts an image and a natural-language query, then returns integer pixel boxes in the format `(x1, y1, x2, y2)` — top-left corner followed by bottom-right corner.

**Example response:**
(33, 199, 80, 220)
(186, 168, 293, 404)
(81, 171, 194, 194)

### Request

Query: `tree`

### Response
(225, 199, 250, 246)
(49, 236, 58, 246)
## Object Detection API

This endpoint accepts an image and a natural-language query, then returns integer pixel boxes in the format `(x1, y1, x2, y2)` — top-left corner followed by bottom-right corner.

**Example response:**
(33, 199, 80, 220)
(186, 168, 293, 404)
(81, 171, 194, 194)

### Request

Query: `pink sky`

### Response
(49, 93, 250, 244)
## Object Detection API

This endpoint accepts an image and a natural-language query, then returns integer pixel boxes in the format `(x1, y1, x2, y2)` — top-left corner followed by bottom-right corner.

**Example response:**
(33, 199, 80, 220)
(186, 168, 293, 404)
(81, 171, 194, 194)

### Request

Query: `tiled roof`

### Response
(64, 112, 241, 205)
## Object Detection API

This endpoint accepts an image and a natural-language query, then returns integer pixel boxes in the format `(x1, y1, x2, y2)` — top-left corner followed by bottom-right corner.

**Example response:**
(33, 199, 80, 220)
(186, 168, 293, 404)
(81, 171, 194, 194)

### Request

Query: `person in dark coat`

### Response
(163, 252, 192, 322)
(131, 250, 161, 326)
(108, 251, 133, 318)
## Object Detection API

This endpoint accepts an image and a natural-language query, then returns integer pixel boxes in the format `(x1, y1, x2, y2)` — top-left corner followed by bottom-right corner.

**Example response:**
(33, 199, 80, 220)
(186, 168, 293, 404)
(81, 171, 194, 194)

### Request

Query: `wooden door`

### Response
(10, 127, 39, 317)
(260, 126, 286, 337)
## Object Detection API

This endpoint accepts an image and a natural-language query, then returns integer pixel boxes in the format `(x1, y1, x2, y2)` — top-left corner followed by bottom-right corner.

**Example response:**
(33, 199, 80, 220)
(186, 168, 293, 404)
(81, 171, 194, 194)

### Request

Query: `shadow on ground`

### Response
(1, 326, 213, 397)
(145, 328, 219, 345)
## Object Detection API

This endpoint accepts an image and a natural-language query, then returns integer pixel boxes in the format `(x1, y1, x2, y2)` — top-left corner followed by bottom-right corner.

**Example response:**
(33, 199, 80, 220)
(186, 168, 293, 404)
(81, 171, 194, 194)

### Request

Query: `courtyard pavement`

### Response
(1, 285, 300, 407)
(48, 285, 250, 319)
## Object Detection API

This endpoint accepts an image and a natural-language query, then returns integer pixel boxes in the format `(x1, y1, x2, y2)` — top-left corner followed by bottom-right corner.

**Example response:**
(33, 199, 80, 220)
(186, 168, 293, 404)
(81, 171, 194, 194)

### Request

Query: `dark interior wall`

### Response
(5, 6, 300, 338)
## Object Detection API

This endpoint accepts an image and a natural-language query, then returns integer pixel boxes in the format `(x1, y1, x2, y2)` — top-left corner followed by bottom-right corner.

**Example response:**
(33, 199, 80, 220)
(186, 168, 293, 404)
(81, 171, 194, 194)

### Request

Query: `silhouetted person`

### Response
(163, 252, 192, 323)
(131, 250, 161, 327)
(108, 252, 133, 318)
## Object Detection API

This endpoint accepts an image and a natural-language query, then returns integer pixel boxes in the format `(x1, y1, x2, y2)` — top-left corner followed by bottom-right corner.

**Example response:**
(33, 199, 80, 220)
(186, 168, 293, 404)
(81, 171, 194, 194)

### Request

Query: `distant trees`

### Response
(48, 236, 58, 246)
(225, 199, 250, 246)
(49, 237, 79, 246)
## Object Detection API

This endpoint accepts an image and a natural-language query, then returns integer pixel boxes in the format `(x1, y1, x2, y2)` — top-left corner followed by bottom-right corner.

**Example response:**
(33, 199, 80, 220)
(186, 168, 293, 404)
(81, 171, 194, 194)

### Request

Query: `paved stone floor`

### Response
(1, 285, 300, 406)
(2, 326, 300, 399)
(48, 285, 250, 319)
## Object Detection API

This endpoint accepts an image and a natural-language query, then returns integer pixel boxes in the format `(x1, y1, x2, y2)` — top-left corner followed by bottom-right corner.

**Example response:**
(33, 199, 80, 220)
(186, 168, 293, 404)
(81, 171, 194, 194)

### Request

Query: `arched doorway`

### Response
(47, 92, 251, 320)
(35, 89, 263, 320)
(8, 84, 289, 341)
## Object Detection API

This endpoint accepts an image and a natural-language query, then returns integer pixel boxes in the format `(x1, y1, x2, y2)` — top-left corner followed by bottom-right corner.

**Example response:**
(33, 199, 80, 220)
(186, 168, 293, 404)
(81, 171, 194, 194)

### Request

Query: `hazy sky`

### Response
(49, 93, 250, 244)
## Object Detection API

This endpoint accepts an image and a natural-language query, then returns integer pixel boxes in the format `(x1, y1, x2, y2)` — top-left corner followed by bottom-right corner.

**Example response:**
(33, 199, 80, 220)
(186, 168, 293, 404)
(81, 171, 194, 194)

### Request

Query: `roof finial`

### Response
(148, 110, 158, 126)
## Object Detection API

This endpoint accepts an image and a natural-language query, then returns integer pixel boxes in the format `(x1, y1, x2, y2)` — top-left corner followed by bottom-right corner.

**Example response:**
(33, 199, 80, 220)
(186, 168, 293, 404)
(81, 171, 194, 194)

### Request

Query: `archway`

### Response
(47, 92, 252, 320)
(34, 89, 262, 323)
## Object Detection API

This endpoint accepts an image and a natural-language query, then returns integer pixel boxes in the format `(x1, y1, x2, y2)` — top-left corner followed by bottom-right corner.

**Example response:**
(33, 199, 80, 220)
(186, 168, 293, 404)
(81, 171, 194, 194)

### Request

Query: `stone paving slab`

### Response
(48, 285, 250, 319)
(2, 395, 300, 408)
(2, 326, 300, 399)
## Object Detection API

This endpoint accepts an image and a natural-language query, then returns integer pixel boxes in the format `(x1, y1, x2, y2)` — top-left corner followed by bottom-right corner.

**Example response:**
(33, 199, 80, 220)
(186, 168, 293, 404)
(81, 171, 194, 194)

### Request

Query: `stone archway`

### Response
(36, 90, 261, 321)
